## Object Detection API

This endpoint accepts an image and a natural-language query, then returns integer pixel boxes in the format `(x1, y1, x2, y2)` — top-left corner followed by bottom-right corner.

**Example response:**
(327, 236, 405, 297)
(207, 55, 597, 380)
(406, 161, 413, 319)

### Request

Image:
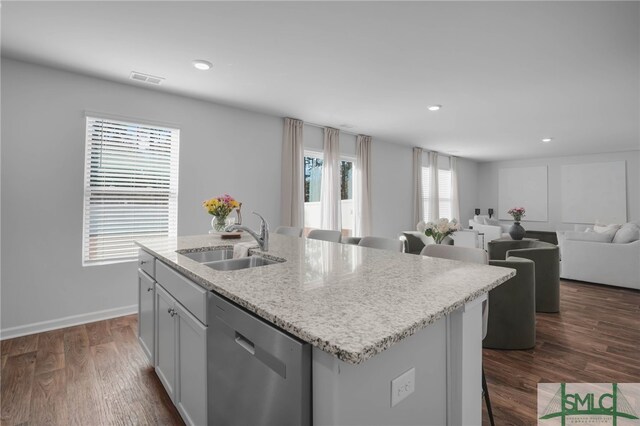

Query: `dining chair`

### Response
(420, 244, 495, 426)
(274, 226, 303, 237)
(358, 236, 403, 252)
(307, 229, 342, 243)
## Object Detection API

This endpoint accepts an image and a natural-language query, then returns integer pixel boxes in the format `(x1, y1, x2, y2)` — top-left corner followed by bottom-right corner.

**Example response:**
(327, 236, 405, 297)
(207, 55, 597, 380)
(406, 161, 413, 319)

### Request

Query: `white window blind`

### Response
(83, 116, 180, 265)
(421, 167, 452, 221)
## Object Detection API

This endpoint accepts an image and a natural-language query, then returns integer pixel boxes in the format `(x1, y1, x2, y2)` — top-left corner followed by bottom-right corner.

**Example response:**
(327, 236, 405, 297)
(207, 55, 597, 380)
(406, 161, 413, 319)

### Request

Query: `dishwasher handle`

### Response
(235, 332, 256, 355)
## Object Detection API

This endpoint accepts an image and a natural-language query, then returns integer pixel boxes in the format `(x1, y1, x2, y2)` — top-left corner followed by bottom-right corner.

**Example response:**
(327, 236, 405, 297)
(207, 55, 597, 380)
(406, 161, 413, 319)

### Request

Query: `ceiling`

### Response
(2, 1, 639, 161)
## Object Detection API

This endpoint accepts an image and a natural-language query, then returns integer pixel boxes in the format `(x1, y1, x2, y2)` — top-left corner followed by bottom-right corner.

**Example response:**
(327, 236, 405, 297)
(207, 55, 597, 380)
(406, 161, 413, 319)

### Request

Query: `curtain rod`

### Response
(302, 120, 363, 138)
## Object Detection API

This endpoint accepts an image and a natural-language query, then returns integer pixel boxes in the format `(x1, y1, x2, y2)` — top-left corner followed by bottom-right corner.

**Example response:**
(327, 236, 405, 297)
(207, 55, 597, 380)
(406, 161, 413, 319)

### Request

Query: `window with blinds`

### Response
(421, 167, 452, 221)
(82, 116, 180, 265)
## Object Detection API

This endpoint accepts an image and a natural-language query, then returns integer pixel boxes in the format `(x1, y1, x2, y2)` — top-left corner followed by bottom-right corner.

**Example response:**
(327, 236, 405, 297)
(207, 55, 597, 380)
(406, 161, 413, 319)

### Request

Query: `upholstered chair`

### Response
(307, 229, 342, 243)
(420, 244, 495, 425)
(274, 226, 303, 237)
(341, 237, 362, 245)
(483, 256, 536, 350)
(488, 240, 560, 313)
(399, 231, 452, 255)
(358, 236, 404, 252)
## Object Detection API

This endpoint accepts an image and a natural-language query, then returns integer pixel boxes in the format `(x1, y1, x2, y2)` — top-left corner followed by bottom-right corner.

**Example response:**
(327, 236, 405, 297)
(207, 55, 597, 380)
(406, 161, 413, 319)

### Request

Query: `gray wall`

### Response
(477, 151, 640, 231)
(1, 58, 283, 333)
(3, 58, 472, 334)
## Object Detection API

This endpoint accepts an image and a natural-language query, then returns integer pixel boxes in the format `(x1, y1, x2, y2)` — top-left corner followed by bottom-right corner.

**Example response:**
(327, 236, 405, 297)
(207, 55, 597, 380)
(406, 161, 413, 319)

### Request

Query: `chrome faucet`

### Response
(225, 212, 269, 251)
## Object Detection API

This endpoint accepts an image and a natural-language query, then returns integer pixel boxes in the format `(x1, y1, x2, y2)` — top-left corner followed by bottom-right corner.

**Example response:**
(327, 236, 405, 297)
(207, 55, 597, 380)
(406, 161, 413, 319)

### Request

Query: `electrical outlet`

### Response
(391, 367, 415, 407)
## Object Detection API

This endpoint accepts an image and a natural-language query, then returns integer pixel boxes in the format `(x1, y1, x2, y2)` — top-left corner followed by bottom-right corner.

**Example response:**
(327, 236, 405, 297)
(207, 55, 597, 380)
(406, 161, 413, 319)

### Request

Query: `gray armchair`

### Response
(399, 231, 452, 255)
(483, 256, 536, 350)
(341, 236, 362, 245)
(488, 240, 560, 313)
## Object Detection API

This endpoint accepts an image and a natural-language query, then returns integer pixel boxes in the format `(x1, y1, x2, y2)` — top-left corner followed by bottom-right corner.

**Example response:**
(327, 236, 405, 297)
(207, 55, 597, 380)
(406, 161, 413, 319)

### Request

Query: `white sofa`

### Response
(556, 222, 640, 290)
(451, 229, 482, 248)
(468, 215, 510, 250)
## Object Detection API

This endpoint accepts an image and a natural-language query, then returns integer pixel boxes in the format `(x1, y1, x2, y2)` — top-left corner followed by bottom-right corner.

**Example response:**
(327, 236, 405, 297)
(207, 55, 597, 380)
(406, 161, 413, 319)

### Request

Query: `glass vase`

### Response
(211, 215, 228, 232)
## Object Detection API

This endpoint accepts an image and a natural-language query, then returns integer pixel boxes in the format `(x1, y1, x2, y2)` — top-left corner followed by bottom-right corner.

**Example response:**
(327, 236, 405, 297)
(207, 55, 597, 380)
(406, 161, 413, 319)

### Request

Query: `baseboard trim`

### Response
(0, 304, 138, 340)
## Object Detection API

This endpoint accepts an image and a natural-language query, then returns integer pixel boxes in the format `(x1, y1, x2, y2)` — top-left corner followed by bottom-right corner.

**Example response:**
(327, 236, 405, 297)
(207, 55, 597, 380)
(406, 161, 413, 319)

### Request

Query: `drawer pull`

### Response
(147, 287, 153, 292)
(168, 308, 177, 317)
(140, 260, 148, 265)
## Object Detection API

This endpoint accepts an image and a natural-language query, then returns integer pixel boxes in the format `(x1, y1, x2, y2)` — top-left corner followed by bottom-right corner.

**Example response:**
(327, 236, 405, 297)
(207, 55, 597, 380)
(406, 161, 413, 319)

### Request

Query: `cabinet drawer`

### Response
(156, 261, 207, 325)
(138, 250, 156, 278)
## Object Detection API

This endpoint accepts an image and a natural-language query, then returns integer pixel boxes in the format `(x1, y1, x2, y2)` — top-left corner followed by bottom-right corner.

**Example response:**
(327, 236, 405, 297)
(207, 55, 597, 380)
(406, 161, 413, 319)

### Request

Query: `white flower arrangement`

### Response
(417, 218, 461, 244)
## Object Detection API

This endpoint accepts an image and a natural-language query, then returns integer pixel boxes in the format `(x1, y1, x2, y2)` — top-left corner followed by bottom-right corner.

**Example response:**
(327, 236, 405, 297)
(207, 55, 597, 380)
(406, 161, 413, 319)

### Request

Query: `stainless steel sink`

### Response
(180, 249, 234, 263)
(204, 256, 283, 271)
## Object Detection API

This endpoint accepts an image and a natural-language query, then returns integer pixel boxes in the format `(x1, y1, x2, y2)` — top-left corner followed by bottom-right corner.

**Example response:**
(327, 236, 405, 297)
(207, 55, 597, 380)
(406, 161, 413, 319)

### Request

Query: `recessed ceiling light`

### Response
(542, 138, 553, 143)
(192, 60, 213, 71)
(428, 105, 442, 111)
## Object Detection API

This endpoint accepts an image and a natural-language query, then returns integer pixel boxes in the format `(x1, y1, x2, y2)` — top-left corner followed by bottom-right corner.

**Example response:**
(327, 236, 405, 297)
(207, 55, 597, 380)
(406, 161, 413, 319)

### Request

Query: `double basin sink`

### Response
(180, 248, 283, 271)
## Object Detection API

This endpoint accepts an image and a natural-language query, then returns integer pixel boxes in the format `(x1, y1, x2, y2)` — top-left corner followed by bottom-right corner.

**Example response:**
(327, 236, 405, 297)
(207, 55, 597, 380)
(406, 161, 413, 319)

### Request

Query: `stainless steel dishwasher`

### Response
(207, 292, 311, 426)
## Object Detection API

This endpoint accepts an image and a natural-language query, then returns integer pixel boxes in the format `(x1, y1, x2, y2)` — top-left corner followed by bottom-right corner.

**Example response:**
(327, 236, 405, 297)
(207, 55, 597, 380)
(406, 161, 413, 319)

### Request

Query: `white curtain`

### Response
(280, 118, 304, 227)
(412, 147, 424, 226)
(450, 156, 461, 222)
(320, 127, 341, 231)
(354, 135, 372, 236)
(427, 151, 440, 223)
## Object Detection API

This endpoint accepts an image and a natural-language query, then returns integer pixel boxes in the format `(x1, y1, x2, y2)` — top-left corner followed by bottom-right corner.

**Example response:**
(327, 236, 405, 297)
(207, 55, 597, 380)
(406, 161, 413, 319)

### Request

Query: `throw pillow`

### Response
(594, 223, 621, 233)
(564, 230, 616, 243)
(612, 223, 640, 244)
(483, 217, 501, 226)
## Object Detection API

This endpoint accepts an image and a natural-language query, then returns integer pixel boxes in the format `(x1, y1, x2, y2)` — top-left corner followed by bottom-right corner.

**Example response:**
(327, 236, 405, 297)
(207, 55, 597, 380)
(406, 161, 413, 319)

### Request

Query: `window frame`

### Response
(421, 165, 453, 221)
(302, 150, 356, 233)
(82, 115, 180, 266)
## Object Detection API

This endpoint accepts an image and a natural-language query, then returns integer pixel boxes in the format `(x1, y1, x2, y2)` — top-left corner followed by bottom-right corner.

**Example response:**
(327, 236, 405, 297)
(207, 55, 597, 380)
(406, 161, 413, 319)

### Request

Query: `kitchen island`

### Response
(136, 233, 514, 426)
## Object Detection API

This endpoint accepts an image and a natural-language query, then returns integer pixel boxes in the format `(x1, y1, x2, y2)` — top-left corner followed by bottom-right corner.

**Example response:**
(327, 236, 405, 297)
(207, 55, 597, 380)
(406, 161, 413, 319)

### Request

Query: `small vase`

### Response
(211, 215, 228, 233)
(509, 222, 525, 240)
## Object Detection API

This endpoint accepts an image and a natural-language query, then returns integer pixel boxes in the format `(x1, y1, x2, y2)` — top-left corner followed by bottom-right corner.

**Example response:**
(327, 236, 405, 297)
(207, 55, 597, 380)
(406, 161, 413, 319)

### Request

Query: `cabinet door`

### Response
(155, 284, 177, 400)
(175, 303, 208, 426)
(137, 269, 155, 364)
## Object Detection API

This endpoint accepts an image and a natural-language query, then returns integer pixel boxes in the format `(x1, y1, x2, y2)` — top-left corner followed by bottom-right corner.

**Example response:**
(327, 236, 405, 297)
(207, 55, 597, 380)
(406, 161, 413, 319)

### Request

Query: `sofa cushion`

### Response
(483, 217, 501, 226)
(594, 223, 621, 233)
(612, 223, 640, 244)
(564, 230, 616, 243)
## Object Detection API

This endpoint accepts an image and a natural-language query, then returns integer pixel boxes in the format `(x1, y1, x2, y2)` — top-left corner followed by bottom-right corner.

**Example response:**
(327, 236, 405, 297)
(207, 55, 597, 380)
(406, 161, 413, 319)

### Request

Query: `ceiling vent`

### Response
(129, 71, 165, 85)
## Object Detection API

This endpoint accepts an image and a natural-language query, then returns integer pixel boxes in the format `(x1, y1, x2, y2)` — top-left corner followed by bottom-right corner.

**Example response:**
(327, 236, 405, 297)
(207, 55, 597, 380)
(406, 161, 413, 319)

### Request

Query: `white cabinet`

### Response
(139, 251, 209, 426)
(175, 303, 208, 426)
(155, 284, 177, 399)
(154, 281, 208, 426)
(137, 269, 155, 364)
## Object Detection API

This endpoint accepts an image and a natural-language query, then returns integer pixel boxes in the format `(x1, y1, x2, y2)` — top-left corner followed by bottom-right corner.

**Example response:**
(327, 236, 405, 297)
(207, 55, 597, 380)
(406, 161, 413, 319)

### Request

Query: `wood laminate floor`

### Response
(1, 280, 638, 426)
(0, 315, 184, 426)
(482, 280, 640, 425)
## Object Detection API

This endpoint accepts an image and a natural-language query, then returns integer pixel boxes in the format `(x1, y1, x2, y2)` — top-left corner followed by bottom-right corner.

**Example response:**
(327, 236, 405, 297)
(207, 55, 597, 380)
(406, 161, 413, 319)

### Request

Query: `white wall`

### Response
(477, 151, 640, 231)
(1, 58, 283, 335)
(372, 141, 415, 238)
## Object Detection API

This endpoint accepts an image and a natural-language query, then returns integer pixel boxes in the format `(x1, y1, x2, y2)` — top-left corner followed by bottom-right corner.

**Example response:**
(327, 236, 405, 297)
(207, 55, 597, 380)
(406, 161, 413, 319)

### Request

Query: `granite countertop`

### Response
(136, 233, 514, 364)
